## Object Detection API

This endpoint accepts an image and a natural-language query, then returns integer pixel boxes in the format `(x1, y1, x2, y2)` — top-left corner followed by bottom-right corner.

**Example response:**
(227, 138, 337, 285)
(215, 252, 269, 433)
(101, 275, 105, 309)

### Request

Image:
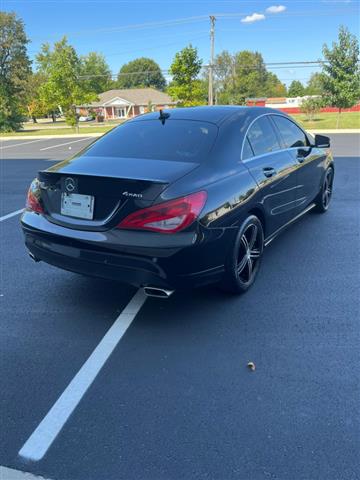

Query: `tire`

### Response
(314, 167, 334, 213)
(219, 215, 264, 294)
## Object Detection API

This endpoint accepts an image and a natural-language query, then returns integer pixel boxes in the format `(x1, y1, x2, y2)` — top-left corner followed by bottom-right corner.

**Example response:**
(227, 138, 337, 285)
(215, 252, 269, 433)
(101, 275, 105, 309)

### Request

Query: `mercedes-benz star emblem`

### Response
(65, 177, 76, 193)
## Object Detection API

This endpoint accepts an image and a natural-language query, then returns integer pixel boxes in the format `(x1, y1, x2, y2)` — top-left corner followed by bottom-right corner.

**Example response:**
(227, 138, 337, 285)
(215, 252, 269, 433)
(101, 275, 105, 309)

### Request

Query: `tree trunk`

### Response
(51, 112, 56, 123)
(32, 116, 37, 124)
(336, 108, 341, 129)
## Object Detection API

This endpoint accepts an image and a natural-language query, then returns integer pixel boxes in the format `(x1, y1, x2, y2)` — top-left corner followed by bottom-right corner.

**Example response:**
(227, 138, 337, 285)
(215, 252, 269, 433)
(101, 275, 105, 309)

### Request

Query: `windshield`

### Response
(84, 119, 218, 163)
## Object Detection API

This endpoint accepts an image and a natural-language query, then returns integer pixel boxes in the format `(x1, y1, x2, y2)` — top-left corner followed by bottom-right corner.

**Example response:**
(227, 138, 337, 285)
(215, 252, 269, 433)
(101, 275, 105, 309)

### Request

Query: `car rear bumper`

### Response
(21, 212, 235, 289)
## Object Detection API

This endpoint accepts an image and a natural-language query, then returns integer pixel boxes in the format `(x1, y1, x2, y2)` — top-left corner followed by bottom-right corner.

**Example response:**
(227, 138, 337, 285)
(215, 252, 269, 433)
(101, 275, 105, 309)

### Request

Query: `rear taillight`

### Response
(117, 191, 207, 234)
(26, 178, 44, 214)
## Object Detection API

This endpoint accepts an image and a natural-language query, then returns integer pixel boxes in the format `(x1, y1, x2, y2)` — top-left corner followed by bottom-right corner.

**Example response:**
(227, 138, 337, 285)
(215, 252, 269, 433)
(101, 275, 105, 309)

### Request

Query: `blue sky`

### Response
(2, 0, 360, 86)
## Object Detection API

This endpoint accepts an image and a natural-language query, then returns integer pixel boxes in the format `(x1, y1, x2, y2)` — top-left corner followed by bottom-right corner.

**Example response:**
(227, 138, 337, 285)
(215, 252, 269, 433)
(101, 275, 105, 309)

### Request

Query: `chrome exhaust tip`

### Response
(143, 286, 175, 298)
(28, 251, 40, 262)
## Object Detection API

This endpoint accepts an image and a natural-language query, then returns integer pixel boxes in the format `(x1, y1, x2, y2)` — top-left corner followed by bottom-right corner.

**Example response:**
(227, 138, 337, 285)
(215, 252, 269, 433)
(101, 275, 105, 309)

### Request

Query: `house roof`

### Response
(87, 88, 175, 107)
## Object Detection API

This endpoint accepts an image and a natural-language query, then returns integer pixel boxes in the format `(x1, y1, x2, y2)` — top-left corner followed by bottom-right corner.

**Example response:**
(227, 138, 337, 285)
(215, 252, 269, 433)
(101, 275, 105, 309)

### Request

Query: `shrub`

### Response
(300, 97, 324, 121)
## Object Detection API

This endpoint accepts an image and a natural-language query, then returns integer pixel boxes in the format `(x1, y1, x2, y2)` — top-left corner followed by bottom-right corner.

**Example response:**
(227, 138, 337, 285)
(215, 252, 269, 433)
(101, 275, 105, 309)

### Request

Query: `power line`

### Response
(77, 61, 328, 79)
(79, 70, 170, 79)
(28, 30, 209, 56)
(104, 32, 209, 58)
(27, 7, 358, 42)
(29, 15, 210, 41)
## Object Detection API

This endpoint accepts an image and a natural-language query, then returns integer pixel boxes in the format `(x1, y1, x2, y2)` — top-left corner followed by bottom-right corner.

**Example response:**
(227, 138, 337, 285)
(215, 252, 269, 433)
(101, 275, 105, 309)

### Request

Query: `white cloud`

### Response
(241, 13, 266, 23)
(266, 5, 287, 13)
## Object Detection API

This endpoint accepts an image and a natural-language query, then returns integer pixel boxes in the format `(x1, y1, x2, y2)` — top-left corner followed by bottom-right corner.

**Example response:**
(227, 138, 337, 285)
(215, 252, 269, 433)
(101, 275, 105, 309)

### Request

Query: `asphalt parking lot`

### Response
(0, 133, 359, 480)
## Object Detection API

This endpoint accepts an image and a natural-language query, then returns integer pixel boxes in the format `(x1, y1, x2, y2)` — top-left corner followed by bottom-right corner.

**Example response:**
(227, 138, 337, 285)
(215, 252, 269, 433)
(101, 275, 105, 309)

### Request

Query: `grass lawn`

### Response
(0, 125, 115, 137)
(1, 111, 359, 137)
(290, 111, 360, 130)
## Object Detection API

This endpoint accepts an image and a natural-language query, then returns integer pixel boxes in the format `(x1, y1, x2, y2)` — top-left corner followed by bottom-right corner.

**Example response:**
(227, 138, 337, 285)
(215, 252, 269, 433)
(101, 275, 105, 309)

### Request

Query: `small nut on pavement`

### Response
(247, 361, 256, 371)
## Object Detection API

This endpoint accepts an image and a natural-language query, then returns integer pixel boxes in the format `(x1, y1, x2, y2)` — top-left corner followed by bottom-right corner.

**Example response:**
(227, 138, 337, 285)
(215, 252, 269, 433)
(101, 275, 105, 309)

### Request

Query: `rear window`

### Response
(84, 119, 218, 163)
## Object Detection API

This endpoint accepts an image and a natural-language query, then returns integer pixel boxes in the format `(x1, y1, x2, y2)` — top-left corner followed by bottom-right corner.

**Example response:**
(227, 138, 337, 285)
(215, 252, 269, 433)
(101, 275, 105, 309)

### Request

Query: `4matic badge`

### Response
(122, 191, 143, 198)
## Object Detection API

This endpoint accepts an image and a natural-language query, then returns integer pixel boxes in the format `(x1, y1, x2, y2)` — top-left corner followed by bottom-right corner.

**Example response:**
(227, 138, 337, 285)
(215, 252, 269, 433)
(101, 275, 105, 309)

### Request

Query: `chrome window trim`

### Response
(240, 112, 310, 163)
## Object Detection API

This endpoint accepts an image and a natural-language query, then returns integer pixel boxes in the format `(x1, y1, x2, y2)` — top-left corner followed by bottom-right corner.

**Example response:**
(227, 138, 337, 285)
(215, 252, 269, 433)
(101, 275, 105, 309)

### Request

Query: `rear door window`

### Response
(83, 119, 218, 163)
(271, 115, 308, 148)
(246, 116, 281, 157)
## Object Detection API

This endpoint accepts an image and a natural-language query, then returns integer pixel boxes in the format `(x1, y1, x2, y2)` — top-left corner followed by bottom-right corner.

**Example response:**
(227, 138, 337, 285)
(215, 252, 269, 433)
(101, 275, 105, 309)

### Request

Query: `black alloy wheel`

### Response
(220, 215, 264, 294)
(315, 167, 334, 213)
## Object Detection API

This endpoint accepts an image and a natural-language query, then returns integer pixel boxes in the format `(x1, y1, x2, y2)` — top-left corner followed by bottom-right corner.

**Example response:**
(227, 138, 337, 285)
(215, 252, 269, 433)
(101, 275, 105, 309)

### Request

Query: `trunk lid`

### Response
(38, 156, 199, 230)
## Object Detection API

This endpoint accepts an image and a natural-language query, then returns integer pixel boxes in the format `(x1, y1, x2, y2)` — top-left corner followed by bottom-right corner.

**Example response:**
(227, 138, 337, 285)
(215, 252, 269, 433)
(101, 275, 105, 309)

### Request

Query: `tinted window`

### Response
(247, 116, 281, 156)
(84, 119, 218, 163)
(271, 115, 307, 148)
(242, 137, 254, 160)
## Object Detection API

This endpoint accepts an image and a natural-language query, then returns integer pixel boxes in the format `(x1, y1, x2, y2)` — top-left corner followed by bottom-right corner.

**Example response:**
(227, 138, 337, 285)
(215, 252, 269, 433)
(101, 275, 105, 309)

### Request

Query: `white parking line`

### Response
(0, 466, 51, 480)
(40, 138, 90, 151)
(18, 288, 147, 462)
(0, 209, 24, 222)
(0, 139, 46, 150)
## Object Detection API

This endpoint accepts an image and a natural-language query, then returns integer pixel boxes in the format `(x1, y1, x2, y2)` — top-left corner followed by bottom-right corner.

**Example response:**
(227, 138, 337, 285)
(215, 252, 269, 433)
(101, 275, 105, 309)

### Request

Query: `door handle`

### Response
(263, 167, 277, 178)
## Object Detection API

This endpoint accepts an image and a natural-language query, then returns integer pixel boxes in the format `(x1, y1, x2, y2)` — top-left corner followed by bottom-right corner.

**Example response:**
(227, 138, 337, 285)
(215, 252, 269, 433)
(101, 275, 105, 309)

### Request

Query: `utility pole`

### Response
(208, 15, 216, 106)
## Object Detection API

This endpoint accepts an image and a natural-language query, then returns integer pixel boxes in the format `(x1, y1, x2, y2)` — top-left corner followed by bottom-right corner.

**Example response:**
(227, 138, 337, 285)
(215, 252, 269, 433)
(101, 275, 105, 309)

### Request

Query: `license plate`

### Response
(61, 193, 94, 219)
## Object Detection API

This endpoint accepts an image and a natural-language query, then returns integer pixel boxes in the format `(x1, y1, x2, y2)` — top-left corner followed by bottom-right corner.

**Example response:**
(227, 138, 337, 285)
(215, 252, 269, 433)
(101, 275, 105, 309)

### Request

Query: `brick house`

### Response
(77, 88, 176, 120)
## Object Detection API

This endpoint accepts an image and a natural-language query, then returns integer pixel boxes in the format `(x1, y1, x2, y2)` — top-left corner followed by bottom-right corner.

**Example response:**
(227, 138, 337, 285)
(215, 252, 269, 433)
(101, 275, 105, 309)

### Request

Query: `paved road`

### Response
(0, 134, 359, 480)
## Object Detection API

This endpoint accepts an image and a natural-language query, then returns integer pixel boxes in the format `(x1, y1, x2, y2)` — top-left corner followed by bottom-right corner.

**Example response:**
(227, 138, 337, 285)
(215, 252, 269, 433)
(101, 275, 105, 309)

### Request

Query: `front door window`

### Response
(114, 107, 126, 118)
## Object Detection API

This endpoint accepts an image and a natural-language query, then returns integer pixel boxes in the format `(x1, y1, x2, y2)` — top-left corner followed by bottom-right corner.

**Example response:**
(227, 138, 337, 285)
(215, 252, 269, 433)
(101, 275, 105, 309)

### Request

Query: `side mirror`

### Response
(314, 134, 330, 148)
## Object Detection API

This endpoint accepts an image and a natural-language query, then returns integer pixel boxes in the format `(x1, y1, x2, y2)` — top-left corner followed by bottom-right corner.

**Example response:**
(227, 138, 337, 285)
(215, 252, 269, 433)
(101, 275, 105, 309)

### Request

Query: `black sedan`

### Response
(22, 107, 334, 298)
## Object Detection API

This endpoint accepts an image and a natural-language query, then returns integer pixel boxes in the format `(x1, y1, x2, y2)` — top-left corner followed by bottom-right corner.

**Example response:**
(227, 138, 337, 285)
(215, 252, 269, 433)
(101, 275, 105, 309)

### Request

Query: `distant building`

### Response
(246, 97, 267, 107)
(246, 96, 315, 112)
(77, 88, 176, 120)
(246, 96, 360, 113)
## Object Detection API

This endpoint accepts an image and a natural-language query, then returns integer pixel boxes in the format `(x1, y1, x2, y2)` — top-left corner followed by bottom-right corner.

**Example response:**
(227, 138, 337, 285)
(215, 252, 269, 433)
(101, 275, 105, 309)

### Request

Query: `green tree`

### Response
(322, 25, 360, 127)
(36, 37, 97, 127)
(306, 72, 325, 95)
(288, 80, 305, 97)
(266, 72, 287, 97)
(0, 11, 31, 132)
(231, 51, 268, 103)
(214, 50, 286, 104)
(117, 57, 166, 90)
(36, 43, 58, 121)
(25, 71, 47, 123)
(80, 52, 112, 93)
(212, 50, 233, 97)
(168, 45, 205, 106)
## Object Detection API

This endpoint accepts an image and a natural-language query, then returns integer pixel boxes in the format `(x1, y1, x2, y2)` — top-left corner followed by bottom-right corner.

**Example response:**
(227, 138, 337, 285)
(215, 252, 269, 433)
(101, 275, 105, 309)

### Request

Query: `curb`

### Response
(307, 129, 360, 134)
(1, 130, 359, 141)
(0, 133, 103, 140)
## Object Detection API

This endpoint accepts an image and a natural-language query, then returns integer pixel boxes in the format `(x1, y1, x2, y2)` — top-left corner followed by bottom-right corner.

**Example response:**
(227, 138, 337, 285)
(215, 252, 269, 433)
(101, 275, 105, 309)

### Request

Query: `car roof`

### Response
(131, 105, 289, 126)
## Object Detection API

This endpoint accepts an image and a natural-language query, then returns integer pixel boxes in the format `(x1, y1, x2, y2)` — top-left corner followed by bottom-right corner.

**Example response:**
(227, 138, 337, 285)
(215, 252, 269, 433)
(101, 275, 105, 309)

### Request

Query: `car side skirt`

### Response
(264, 202, 316, 247)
